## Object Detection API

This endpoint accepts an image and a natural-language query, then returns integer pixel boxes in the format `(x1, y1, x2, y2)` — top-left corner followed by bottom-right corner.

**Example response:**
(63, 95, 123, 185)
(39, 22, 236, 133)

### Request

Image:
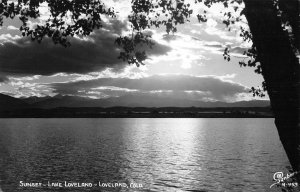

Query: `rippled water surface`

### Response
(0, 118, 290, 192)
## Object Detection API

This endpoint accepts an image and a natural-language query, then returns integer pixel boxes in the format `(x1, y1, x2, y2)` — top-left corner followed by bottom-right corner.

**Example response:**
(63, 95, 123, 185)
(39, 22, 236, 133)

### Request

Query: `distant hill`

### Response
(16, 94, 270, 109)
(0, 93, 30, 110)
(0, 93, 272, 117)
(0, 93, 271, 110)
(21, 96, 52, 104)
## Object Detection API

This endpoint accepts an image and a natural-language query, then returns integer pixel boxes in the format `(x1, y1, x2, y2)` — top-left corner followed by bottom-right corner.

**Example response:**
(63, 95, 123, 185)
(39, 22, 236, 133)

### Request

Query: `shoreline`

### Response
(0, 107, 273, 118)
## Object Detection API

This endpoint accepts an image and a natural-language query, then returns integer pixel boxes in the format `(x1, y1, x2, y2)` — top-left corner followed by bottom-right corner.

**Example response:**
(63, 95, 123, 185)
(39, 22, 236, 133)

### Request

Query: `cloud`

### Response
(48, 74, 250, 101)
(6, 26, 19, 31)
(0, 19, 171, 79)
(228, 46, 249, 57)
(204, 41, 224, 48)
(0, 75, 8, 83)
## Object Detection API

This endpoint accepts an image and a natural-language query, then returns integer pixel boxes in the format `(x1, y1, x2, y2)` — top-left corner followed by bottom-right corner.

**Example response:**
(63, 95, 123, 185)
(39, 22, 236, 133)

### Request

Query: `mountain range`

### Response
(0, 93, 270, 110)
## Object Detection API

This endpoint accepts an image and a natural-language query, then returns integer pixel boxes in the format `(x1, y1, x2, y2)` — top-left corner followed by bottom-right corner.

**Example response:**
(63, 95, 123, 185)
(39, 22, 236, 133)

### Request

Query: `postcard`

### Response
(0, 0, 299, 192)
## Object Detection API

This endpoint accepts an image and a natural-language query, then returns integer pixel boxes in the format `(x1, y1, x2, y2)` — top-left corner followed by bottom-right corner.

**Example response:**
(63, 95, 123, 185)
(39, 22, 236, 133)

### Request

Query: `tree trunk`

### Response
(243, 0, 300, 181)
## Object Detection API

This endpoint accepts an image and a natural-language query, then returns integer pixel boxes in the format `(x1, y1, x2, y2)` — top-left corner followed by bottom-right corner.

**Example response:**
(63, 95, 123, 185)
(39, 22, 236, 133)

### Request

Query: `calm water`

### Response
(0, 118, 290, 192)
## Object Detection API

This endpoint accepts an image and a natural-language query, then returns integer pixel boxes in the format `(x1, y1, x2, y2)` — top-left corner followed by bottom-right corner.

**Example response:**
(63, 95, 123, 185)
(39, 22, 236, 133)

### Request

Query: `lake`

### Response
(0, 118, 290, 192)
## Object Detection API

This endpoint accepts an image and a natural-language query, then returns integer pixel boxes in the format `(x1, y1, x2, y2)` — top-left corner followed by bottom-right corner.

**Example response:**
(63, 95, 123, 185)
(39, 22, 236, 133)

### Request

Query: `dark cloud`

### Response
(229, 46, 248, 54)
(204, 42, 223, 48)
(0, 19, 171, 78)
(0, 75, 8, 83)
(0, 33, 121, 76)
(49, 74, 249, 101)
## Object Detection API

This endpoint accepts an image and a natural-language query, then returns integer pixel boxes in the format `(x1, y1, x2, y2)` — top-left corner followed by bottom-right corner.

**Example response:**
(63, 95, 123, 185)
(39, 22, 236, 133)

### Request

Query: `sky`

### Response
(0, 0, 267, 103)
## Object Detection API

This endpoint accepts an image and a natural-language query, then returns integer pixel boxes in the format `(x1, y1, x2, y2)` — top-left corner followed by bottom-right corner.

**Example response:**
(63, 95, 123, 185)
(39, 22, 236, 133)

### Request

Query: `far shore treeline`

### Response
(0, 106, 273, 118)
